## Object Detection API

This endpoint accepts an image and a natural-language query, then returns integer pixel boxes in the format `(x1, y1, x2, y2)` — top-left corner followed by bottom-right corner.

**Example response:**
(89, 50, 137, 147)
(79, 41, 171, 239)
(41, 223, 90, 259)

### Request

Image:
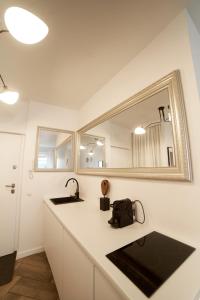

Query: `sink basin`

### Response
(50, 196, 84, 205)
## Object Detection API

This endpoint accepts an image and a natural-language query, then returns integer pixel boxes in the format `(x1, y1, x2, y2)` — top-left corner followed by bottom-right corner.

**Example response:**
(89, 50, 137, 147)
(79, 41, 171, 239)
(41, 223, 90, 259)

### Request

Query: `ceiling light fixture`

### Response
(80, 145, 86, 150)
(96, 140, 104, 146)
(88, 150, 94, 156)
(134, 127, 146, 135)
(1, 6, 48, 44)
(0, 74, 19, 105)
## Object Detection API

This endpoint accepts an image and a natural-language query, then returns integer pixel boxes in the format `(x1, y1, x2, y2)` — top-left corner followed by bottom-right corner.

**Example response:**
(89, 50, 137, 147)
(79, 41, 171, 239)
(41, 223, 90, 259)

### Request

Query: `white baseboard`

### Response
(17, 246, 44, 260)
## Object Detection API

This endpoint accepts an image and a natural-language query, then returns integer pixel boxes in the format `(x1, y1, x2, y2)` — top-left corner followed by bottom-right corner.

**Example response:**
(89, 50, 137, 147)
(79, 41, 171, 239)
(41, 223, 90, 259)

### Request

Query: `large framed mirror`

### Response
(76, 71, 192, 181)
(34, 127, 74, 172)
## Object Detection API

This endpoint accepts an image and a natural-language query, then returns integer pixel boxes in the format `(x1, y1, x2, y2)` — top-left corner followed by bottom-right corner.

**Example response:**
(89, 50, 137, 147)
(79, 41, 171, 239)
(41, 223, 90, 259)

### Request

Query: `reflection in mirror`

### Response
(80, 89, 174, 169)
(77, 71, 192, 181)
(131, 89, 174, 168)
(35, 127, 74, 171)
(80, 134, 105, 168)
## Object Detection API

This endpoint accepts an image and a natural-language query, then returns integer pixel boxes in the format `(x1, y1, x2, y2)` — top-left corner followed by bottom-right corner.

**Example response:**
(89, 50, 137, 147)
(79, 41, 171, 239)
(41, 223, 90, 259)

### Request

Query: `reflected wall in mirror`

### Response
(34, 127, 74, 171)
(77, 71, 192, 181)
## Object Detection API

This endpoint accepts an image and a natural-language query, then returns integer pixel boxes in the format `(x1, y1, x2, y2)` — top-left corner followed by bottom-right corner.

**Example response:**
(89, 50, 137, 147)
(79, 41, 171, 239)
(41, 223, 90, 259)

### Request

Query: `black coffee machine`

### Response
(108, 199, 145, 228)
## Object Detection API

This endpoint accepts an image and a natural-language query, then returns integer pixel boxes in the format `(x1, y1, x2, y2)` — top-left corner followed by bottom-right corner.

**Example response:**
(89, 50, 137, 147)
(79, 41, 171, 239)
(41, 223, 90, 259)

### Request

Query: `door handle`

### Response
(5, 183, 15, 188)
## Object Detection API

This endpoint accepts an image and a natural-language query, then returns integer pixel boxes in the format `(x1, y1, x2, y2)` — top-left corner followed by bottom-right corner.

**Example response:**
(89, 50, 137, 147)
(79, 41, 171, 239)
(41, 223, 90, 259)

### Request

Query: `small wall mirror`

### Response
(76, 71, 192, 181)
(34, 127, 74, 171)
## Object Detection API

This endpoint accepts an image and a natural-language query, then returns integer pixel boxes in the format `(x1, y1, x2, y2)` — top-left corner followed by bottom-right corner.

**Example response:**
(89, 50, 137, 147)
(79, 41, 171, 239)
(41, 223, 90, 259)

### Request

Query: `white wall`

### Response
(187, 13, 200, 99)
(187, 0, 200, 35)
(0, 100, 28, 134)
(17, 101, 78, 257)
(0, 100, 78, 257)
(78, 11, 200, 245)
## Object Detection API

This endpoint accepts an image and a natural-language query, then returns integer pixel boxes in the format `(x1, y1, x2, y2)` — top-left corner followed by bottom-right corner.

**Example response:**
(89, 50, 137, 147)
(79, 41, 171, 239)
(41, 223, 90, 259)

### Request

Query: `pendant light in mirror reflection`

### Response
(96, 139, 104, 146)
(80, 145, 86, 150)
(3, 7, 48, 44)
(88, 149, 94, 156)
(0, 74, 19, 105)
(80, 138, 104, 149)
(134, 127, 146, 135)
(134, 106, 172, 135)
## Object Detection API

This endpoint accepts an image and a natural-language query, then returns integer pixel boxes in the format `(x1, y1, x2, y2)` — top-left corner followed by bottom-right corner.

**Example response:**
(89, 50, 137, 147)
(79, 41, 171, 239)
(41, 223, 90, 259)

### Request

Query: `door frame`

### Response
(0, 131, 25, 253)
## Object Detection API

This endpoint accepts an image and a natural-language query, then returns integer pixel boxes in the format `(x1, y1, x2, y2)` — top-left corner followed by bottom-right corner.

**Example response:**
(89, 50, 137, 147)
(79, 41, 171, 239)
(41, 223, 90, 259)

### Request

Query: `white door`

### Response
(0, 132, 23, 256)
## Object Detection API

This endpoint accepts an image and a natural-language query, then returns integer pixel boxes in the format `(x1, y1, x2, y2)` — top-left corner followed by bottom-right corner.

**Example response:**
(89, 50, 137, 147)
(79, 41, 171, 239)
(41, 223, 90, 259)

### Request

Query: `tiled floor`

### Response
(0, 252, 59, 300)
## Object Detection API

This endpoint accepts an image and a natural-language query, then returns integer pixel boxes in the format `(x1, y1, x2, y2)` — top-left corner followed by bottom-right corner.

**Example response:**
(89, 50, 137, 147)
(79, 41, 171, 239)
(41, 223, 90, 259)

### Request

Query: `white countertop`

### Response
(44, 196, 200, 300)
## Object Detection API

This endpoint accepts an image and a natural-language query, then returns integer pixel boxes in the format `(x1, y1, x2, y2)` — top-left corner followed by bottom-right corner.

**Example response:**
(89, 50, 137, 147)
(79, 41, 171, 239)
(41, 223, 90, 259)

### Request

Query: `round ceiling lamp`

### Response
(4, 7, 49, 44)
(0, 89, 19, 105)
(0, 74, 19, 105)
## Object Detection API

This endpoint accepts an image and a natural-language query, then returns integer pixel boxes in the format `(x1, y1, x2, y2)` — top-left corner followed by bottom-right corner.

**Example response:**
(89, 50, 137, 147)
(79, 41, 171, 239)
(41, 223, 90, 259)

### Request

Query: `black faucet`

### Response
(65, 178, 79, 200)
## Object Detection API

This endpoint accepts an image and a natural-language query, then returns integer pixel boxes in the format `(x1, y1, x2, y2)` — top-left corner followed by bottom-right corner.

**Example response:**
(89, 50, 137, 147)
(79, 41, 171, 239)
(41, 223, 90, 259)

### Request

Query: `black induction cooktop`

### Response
(106, 231, 195, 298)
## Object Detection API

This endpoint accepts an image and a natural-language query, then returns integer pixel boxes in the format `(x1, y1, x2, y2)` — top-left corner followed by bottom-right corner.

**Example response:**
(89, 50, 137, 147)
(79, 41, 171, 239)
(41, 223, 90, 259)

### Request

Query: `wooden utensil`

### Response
(101, 180, 109, 197)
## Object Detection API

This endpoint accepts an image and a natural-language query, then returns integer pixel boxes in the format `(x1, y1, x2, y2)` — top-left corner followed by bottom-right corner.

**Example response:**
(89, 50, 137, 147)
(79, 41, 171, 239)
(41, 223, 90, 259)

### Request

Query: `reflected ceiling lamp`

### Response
(88, 149, 94, 156)
(134, 127, 146, 135)
(1, 7, 48, 44)
(96, 139, 104, 146)
(0, 74, 19, 105)
(134, 106, 172, 135)
(80, 145, 86, 150)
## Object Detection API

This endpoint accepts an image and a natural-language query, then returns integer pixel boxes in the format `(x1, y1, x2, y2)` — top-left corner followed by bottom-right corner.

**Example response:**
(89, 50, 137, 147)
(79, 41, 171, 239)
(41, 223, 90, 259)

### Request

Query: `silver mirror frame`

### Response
(34, 126, 75, 172)
(76, 71, 192, 181)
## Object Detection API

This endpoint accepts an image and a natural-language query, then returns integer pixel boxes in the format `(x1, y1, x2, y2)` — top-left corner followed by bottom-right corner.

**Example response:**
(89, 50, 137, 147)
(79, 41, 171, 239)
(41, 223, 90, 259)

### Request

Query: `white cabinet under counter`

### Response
(43, 198, 200, 300)
(44, 204, 93, 300)
(43, 200, 129, 300)
(94, 267, 126, 300)
(44, 204, 63, 299)
(62, 228, 93, 300)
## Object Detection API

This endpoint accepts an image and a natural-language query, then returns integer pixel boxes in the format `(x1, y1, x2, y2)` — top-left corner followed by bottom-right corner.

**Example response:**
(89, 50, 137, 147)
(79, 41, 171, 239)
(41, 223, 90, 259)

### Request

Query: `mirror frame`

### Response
(34, 126, 75, 172)
(76, 71, 192, 181)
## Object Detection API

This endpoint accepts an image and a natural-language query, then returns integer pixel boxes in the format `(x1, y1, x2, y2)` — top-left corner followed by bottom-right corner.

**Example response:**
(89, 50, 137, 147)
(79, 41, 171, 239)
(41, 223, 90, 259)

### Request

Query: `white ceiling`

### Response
(0, 0, 191, 109)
